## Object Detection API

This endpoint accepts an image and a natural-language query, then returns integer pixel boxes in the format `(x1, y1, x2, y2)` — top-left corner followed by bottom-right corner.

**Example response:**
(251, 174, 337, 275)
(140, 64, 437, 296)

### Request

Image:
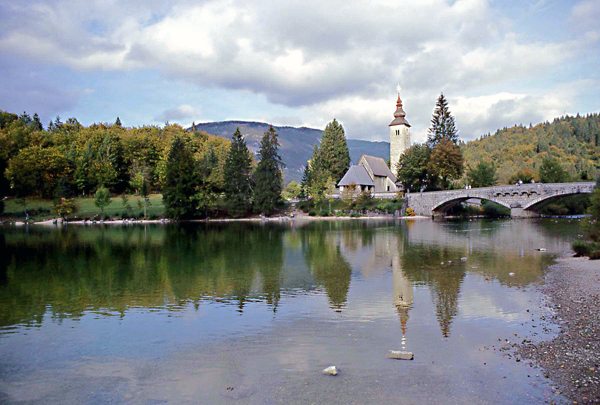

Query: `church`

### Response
(338, 88, 411, 195)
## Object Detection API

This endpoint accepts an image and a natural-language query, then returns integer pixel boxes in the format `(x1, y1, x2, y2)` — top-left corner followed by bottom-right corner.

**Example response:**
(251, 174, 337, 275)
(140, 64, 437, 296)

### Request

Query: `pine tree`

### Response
(428, 93, 458, 146)
(299, 164, 311, 200)
(224, 128, 253, 218)
(253, 126, 284, 216)
(318, 118, 351, 183)
(162, 136, 201, 219)
(114, 117, 122, 127)
(32, 113, 43, 131)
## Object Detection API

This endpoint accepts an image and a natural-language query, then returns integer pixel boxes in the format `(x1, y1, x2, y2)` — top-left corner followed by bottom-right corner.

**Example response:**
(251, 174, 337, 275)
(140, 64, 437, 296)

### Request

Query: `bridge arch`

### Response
(432, 195, 511, 214)
(523, 191, 593, 210)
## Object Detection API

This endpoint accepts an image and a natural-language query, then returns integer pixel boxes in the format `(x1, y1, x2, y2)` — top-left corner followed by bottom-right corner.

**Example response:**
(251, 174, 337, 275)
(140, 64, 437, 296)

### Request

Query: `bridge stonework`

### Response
(405, 182, 596, 218)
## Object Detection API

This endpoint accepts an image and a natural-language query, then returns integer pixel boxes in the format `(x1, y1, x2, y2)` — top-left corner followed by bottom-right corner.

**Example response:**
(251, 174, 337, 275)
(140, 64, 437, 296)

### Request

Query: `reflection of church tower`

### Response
(389, 86, 411, 172)
(392, 254, 413, 346)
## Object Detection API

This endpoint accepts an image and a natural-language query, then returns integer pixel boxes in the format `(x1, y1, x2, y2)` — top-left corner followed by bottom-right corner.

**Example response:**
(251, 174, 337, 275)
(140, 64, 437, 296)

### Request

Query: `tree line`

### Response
(0, 110, 284, 219)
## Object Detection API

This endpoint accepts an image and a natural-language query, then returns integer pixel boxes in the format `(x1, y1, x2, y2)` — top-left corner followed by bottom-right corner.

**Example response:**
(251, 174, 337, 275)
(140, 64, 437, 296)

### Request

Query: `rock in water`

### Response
(322, 366, 339, 376)
(536, 248, 547, 251)
(387, 350, 414, 360)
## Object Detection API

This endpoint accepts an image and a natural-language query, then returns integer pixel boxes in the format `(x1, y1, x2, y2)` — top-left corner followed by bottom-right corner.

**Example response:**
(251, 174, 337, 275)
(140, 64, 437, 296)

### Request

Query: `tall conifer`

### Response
(224, 128, 252, 218)
(162, 136, 200, 219)
(253, 126, 284, 216)
(428, 93, 458, 146)
(318, 119, 351, 183)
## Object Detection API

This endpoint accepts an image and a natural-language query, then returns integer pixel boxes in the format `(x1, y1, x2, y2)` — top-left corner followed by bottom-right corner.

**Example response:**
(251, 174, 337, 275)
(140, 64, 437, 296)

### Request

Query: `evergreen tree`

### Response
(32, 113, 43, 131)
(299, 164, 311, 199)
(253, 126, 284, 216)
(318, 118, 351, 183)
(162, 136, 201, 219)
(114, 117, 122, 127)
(428, 93, 458, 146)
(224, 128, 253, 218)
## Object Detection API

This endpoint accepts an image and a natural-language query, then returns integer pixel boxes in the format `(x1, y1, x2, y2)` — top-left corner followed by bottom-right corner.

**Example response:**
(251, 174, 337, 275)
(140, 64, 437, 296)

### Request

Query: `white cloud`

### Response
(154, 104, 200, 123)
(0, 0, 597, 140)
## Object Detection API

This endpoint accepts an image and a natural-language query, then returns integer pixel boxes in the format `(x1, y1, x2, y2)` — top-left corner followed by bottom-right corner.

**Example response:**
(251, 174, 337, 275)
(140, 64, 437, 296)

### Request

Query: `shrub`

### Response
(405, 207, 415, 216)
(308, 210, 316, 216)
(572, 240, 591, 257)
(482, 201, 510, 217)
(319, 210, 330, 217)
(149, 213, 158, 220)
(120, 211, 128, 219)
(355, 192, 375, 211)
(350, 212, 361, 217)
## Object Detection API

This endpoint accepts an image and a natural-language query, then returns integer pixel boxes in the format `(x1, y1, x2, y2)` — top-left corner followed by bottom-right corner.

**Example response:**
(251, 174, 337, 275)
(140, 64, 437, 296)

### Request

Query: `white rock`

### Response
(536, 248, 547, 252)
(322, 366, 338, 376)
(461, 257, 467, 261)
(509, 272, 515, 276)
(386, 350, 414, 360)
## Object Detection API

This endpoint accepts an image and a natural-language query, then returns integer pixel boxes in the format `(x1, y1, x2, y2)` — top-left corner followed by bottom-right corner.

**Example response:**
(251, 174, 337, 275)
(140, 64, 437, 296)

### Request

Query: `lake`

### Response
(0, 218, 581, 404)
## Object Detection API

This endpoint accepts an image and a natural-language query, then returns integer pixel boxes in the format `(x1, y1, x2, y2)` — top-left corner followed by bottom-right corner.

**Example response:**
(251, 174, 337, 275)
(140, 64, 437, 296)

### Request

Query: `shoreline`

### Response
(18, 215, 428, 226)
(517, 255, 600, 403)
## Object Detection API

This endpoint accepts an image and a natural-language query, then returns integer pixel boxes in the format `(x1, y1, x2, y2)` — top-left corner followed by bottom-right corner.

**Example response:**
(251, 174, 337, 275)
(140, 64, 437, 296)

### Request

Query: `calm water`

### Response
(0, 219, 581, 404)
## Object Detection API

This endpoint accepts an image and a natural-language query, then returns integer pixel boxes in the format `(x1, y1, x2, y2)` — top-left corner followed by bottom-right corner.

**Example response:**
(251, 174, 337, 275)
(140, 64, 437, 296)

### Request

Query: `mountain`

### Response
(192, 121, 390, 183)
(461, 113, 600, 183)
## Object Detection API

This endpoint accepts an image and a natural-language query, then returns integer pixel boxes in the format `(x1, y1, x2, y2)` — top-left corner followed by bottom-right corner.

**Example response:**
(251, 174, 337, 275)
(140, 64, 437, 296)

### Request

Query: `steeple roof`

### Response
(389, 93, 411, 127)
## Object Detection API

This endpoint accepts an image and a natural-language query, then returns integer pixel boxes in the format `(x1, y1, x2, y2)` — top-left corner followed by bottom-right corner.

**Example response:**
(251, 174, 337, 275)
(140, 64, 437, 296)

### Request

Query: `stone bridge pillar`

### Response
(510, 207, 540, 218)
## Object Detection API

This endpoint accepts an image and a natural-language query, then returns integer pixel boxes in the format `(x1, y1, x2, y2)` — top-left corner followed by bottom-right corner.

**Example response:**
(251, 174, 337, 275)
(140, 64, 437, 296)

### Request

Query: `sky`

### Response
(0, 0, 599, 144)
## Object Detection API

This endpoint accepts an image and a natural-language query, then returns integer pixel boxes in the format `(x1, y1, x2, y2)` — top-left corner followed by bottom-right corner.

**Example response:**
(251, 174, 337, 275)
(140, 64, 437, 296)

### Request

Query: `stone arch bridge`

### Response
(405, 182, 596, 218)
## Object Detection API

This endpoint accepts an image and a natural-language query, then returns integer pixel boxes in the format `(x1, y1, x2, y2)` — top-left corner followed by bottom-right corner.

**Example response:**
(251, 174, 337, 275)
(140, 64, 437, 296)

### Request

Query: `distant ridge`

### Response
(192, 121, 390, 183)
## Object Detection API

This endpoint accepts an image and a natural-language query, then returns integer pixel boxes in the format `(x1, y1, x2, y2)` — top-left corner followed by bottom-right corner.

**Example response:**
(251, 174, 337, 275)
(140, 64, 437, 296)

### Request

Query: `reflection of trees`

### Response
(400, 243, 466, 338)
(0, 223, 286, 328)
(300, 229, 352, 309)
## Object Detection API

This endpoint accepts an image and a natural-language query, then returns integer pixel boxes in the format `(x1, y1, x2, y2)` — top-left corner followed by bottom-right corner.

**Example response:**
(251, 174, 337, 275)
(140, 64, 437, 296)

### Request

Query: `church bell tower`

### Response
(389, 86, 411, 173)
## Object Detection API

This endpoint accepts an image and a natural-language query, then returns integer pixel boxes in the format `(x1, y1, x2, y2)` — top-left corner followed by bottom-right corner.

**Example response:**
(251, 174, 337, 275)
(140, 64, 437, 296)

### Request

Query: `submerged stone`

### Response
(387, 350, 414, 360)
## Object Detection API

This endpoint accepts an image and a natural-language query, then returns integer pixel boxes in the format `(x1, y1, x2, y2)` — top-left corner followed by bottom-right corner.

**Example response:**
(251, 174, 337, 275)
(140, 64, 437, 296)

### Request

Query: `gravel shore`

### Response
(518, 256, 600, 404)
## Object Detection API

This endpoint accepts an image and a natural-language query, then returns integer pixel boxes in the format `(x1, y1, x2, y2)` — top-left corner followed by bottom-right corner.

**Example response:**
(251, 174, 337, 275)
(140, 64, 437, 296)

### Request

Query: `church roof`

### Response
(338, 165, 375, 187)
(389, 93, 411, 127)
(360, 155, 397, 183)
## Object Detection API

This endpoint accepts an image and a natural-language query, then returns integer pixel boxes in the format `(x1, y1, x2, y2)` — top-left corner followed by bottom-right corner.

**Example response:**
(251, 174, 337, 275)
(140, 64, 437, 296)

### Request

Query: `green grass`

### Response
(3, 194, 165, 220)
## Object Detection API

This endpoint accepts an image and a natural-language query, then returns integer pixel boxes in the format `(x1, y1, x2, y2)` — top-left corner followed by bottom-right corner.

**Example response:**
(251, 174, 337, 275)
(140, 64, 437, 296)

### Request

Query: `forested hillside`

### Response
(462, 114, 600, 184)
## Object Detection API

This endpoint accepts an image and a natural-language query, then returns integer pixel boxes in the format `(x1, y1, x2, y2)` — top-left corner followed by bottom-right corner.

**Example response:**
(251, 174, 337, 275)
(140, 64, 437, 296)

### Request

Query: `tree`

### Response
(428, 139, 464, 189)
(508, 168, 537, 184)
(94, 187, 112, 215)
(318, 119, 351, 184)
(224, 128, 253, 218)
(162, 136, 201, 219)
(428, 93, 458, 146)
(253, 126, 284, 216)
(31, 113, 43, 131)
(53, 198, 78, 219)
(5, 146, 68, 198)
(467, 160, 497, 188)
(114, 117, 122, 127)
(299, 165, 311, 200)
(539, 157, 570, 183)
(396, 144, 433, 192)
(282, 181, 301, 200)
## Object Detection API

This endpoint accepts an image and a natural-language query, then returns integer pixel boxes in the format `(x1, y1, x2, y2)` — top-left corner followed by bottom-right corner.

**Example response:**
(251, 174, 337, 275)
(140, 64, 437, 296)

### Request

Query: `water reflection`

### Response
(0, 219, 578, 340)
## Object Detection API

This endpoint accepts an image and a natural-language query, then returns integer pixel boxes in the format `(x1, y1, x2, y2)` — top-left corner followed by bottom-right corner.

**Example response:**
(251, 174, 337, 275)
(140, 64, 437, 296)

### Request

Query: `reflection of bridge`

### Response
(406, 182, 596, 218)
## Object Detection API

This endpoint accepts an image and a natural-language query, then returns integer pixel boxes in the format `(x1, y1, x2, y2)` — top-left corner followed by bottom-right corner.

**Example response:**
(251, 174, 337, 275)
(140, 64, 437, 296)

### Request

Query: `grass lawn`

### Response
(3, 194, 165, 220)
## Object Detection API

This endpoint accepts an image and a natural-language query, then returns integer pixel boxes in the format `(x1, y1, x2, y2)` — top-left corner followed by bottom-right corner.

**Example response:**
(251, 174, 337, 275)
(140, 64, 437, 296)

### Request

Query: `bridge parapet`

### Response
(405, 182, 595, 217)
